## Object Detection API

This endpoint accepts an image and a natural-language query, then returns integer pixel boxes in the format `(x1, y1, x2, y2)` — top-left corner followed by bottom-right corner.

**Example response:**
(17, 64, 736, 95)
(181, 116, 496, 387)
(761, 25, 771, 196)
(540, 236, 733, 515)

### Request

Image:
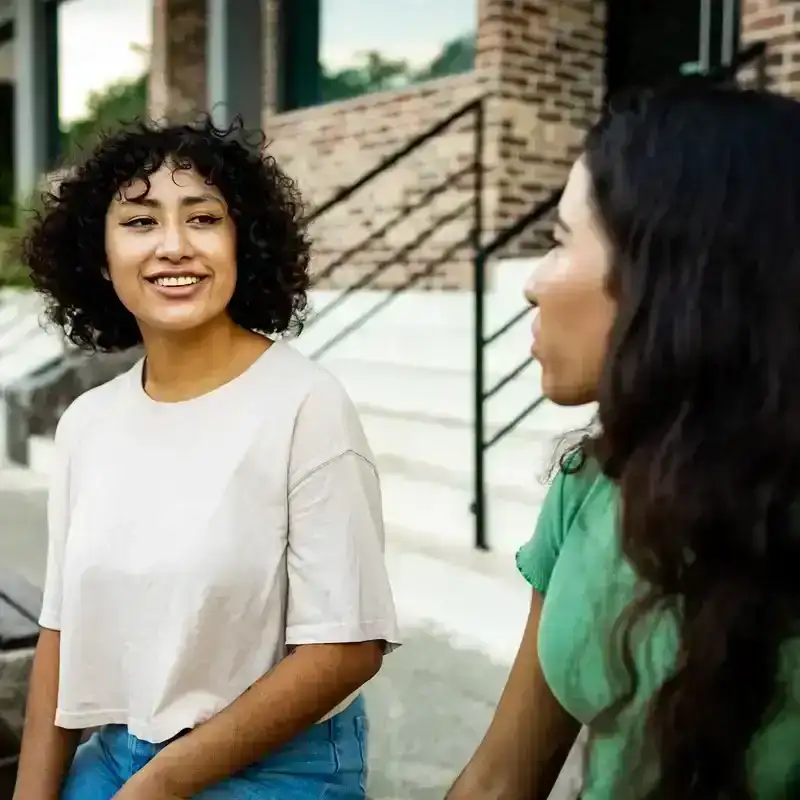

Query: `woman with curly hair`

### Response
(448, 81, 800, 799)
(12, 119, 400, 800)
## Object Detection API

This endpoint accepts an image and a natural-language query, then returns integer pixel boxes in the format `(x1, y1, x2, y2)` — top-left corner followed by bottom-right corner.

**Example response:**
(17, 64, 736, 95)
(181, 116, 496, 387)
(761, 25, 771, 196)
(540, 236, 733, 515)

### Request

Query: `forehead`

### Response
(116, 163, 222, 204)
(558, 157, 594, 228)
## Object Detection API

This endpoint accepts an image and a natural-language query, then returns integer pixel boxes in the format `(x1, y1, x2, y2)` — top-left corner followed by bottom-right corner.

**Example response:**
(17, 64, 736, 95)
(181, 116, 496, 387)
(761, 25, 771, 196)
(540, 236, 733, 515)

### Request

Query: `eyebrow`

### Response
(119, 193, 223, 208)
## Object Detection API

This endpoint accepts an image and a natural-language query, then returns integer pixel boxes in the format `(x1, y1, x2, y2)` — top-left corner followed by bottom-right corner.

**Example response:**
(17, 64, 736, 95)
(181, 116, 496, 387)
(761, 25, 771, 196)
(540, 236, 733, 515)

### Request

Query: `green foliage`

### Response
(321, 51, 412, 102)
(0, 224, 28, 289)
(61, 73, 148, 159)
(415, 34, 475, 83)
(0, 194, 49, 289)
(0, 70, 149, 285)
(320, 31, 475, 104)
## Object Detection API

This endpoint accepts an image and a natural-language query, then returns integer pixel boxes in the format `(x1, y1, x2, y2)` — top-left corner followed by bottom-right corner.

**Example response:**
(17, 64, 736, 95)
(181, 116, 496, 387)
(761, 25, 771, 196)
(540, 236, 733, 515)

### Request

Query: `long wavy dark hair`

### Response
(574, 81, 800, 798)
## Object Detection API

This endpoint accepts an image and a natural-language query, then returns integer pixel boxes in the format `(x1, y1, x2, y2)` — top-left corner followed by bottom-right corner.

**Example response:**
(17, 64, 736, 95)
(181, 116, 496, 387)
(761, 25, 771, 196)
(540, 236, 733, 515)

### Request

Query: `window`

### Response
(278, 0, 476, 112)
(605, 0, 740, 98)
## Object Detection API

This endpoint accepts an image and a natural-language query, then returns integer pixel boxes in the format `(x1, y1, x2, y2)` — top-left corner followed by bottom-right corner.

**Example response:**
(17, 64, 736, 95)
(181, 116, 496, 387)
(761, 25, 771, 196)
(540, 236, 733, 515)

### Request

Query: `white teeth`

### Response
(153, 276, 202, 287)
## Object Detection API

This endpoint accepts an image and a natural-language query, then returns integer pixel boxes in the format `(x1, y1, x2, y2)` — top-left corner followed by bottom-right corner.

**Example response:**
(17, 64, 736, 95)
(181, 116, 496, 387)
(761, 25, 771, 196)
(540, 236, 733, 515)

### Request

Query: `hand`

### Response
(112, 769, 186, 800)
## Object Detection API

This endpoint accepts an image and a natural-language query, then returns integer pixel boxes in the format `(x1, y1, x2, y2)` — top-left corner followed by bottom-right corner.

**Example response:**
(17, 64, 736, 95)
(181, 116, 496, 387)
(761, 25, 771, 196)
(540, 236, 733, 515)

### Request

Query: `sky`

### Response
(58, 0, 151, 122)
(58, 0, 476, 123)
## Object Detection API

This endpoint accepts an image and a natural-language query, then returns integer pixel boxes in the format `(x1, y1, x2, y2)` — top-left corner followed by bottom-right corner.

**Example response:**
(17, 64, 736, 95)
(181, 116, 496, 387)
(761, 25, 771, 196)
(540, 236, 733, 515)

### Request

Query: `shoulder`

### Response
(274, 342, 362, 433)
(549, 454, 607, 533)
(272, 343, 373, 479)
(54, 360, 140, 449)
(516, 452, 612, 594)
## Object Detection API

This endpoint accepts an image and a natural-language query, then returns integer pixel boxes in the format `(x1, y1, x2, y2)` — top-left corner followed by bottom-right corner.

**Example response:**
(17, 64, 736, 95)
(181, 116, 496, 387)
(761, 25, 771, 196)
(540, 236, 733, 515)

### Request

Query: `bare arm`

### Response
(447, 590, 580, 800)
(128, 641, 383, 797)
(13, 628, 82, 800)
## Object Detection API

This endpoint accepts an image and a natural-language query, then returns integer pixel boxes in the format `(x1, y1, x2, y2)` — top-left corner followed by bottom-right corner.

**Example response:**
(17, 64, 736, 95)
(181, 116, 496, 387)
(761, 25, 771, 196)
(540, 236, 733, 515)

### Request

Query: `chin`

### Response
(139, 311, 219, 336)
(541, 374, 596, 407)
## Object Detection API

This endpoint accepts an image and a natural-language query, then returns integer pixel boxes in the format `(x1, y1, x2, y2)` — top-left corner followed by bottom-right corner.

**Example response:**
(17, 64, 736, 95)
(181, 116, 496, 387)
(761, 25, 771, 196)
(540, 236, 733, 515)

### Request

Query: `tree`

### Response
(61, 73, 148, 159)
(321, 51, 413, 103)
(318, 31, 475, 104)
(414, 34, 475, 83)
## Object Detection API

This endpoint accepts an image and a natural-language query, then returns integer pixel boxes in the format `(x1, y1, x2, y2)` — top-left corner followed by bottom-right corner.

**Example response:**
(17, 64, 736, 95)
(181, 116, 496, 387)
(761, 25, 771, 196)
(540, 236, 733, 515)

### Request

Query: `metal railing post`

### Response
(757, 50, 768, 90)
(472, 99, 488, 551)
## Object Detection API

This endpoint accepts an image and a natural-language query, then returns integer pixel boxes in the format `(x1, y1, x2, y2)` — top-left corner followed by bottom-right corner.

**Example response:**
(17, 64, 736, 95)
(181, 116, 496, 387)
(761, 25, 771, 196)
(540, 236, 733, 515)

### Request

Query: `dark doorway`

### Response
(605, 0, 740, 99)
(0, 83, 13, 215)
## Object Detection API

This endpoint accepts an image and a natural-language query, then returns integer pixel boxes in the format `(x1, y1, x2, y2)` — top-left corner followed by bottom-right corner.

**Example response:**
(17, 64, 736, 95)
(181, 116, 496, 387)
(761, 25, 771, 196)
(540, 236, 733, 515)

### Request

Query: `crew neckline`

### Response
(133, 338, 281, 410)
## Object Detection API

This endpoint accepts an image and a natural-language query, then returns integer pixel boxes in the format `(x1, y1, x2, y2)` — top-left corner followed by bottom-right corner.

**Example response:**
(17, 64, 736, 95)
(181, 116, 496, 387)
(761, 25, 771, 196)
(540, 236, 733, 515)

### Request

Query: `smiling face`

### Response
(524, 157, 617, 406)
(104, 163, 238, 341)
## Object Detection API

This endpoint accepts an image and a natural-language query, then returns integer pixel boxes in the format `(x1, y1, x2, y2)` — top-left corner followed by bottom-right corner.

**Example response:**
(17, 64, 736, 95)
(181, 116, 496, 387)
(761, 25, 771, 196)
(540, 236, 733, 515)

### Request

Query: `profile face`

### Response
(104, 163, 238, 340)
(524, 157, 617, 407)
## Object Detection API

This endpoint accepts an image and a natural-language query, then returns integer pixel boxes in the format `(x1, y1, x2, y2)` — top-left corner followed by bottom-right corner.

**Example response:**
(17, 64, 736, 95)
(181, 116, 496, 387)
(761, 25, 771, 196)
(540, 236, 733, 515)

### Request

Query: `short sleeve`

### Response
(38, 410, 75, 630)
(516, 459, 600, 595)
(285, 372, 401, 652)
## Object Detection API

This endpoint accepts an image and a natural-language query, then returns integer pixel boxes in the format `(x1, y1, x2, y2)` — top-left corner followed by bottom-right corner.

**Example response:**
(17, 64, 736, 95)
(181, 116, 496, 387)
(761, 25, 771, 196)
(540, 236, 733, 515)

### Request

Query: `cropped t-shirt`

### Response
(39, 340, 401, 743)
(516, 464, 800, 798)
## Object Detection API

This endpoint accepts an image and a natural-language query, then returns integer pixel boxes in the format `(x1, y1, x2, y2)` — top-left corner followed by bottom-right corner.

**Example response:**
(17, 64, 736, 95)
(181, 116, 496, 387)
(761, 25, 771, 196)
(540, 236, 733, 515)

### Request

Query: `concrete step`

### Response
(381, 467, 540, 555)
(361, 410, 559, 497)
(316, 357, 596, 436)
(295, 322, 535, 376)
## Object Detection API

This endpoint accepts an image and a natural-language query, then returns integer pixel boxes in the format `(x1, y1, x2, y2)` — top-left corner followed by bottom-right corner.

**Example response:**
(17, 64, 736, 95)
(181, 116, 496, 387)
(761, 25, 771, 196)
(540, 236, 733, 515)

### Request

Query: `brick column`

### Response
(740, 0, 800, 97)
(148, 0, 207, 122)
(477, 0, 606, 257)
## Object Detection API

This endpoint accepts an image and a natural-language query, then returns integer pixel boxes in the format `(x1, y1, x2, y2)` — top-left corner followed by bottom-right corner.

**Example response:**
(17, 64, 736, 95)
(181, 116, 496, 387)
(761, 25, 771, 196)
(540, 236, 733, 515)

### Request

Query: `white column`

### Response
(206, 0, 264, 131)
(13, 0, 59, 205)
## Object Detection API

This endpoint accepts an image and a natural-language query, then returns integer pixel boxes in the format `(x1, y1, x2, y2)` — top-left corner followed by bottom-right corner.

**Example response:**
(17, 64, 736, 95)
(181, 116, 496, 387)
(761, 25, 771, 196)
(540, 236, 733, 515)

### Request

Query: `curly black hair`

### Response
(21, 116, 310, 351)
(570, 81, 800, 799)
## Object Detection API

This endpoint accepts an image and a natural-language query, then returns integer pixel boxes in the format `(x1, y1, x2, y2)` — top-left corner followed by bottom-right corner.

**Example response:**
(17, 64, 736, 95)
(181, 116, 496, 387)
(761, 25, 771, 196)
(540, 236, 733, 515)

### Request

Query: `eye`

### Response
(190, 214, 222, 225)
(542, 229, 561, 249)
(121, 217, 155, 229)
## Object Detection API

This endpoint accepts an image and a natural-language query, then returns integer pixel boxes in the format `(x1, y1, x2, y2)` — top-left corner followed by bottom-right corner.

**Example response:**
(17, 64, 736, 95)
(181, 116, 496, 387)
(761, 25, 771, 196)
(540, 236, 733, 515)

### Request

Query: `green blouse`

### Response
(516, 464, 800, 798)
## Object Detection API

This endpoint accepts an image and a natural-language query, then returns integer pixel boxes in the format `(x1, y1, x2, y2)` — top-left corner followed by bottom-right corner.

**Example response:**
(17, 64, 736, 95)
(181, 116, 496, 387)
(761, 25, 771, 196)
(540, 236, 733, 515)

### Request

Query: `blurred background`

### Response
(0, 1, 786, 797)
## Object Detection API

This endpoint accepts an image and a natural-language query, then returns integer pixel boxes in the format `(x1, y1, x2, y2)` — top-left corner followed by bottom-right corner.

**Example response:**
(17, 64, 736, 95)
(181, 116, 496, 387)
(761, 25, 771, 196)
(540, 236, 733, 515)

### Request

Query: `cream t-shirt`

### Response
(39, 340, 401, 743)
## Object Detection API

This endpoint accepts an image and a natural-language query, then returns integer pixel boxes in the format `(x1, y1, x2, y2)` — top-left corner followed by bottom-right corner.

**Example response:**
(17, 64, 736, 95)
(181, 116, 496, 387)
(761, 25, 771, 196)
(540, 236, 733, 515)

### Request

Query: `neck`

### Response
(141, 316, 269, 402)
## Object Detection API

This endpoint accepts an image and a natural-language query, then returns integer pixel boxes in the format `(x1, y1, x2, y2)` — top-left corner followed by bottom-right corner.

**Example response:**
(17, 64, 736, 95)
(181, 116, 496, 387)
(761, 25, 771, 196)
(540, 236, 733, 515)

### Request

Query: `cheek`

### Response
(541, 256, 614, 362)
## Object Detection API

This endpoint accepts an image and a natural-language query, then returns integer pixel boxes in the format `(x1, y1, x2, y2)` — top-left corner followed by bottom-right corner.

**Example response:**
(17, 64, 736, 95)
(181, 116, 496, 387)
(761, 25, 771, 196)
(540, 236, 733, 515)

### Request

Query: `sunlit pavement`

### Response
(0, 465, 583, 799)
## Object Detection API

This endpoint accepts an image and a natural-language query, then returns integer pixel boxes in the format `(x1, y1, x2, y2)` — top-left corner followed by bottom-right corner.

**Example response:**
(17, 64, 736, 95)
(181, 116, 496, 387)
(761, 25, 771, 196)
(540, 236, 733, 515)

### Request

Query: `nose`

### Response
(523, 248, 555, 307)
(523, 261, 539, 307)
(155, 222, 193, 262)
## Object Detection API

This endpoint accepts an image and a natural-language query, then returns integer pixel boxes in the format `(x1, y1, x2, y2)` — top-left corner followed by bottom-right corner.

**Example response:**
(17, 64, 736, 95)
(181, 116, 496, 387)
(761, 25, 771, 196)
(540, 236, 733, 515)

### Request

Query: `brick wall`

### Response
(264, 74, 492, 289)
(740, 0, 800, 95)
(149, 0, 605, 288)
(482, 0, 605, 257)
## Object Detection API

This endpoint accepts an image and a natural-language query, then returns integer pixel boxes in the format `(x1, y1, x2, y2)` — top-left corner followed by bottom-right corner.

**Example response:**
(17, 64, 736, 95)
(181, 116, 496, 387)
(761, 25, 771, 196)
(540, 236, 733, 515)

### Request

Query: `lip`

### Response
(530, 310, 541, 357)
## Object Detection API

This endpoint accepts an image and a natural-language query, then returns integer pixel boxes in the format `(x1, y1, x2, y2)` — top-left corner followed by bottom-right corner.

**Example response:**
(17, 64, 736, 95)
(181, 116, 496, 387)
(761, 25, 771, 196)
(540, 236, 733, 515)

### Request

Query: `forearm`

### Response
(144, 641, 383, 796)
(447, 591, 580, 800)
(13, 630, 82, 800)
(446, 732, 577, 800)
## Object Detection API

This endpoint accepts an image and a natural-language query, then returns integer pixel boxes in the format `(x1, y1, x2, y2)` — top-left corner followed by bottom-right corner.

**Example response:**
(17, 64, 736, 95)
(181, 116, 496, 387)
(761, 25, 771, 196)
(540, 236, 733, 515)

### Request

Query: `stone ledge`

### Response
(0, 649, 33, 755)
(4, 347, 142, 465)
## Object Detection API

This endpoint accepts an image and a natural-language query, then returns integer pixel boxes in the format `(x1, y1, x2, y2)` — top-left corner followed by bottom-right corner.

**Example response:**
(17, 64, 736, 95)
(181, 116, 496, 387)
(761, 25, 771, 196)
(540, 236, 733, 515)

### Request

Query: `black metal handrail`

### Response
(302, 95, 485, 362)
(306, 97, 485, 224)
(309, 198, 472, 331)
(308, 165, 473, 287)
(469, 41, 770, 551)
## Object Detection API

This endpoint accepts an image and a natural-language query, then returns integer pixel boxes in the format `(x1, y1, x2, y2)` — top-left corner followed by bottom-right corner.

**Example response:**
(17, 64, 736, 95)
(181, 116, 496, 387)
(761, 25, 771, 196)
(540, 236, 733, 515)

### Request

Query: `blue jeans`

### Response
(61, 695, 368, 799)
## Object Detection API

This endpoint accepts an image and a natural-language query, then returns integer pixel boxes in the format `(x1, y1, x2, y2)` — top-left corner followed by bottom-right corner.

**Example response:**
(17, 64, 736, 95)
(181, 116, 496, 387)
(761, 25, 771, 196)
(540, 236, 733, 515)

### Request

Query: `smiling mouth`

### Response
(146, 275, 207, 287)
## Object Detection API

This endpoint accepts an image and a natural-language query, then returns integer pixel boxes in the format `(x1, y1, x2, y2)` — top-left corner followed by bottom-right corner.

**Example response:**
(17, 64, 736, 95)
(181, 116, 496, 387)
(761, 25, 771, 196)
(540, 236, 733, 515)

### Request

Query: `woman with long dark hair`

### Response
(447, 81, 800, 799)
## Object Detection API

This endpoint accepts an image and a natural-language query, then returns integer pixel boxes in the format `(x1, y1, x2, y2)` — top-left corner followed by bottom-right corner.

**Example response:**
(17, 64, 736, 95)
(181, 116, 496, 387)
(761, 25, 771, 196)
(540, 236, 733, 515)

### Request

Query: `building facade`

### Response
(1, 0, 61, 212)
(7, 1, 798, 286)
